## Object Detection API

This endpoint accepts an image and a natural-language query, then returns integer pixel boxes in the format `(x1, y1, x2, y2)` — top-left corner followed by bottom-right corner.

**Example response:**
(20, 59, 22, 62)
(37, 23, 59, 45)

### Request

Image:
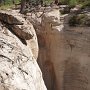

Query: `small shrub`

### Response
(69, 15, 77, 26)
(69, 14, 90, 27)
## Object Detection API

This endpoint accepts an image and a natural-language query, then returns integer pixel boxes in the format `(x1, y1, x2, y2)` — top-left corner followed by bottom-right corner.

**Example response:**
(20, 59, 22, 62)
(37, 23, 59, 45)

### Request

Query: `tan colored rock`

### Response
(0, 10, 47, 90)
(0, 10, 38, 59)
(36, 9, 61, 90)
(0, 10, 34, 40)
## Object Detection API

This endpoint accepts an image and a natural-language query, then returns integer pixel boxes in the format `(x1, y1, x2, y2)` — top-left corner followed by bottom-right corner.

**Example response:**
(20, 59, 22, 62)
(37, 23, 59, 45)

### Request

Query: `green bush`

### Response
(0, 0, 20, 10)
(81, 1, 90, 9)
(0, 0, 20, 5)
(69, 15, 77, 26)
(69, 14, 90, 27)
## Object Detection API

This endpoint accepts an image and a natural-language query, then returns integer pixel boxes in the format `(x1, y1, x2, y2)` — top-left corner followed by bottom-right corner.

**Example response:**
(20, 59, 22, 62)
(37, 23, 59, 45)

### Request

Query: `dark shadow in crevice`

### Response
(37, 34, 57, 90)
(1, 21, 27, 45)
(8, 25, 27, 45)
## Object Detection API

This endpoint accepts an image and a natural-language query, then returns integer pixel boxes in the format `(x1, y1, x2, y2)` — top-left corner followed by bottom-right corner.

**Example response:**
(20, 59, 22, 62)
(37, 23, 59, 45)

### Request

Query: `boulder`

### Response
(0, 10, 47, 90)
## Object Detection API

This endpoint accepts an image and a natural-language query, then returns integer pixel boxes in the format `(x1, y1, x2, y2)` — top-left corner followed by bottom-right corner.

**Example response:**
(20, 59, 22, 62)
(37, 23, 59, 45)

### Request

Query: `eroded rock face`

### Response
(0, 10, 47, 90)
(31, 9, 90, 90)
(62, 27, 90, 90)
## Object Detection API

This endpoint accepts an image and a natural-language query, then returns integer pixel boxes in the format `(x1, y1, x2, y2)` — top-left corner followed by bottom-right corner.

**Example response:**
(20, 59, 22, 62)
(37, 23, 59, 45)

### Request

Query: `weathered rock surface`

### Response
(29, 9, 90, 90)
(0, 10, 47, 90)
(0, 10, 35, 40)
(0, 10, 23, 25)
(1, 8, 90, 90)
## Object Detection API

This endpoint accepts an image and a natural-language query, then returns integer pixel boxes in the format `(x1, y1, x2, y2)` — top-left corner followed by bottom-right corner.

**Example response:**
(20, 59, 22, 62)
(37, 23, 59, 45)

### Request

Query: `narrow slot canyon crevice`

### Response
(37, 34, 57, 90)
(34, 9, 62, 90)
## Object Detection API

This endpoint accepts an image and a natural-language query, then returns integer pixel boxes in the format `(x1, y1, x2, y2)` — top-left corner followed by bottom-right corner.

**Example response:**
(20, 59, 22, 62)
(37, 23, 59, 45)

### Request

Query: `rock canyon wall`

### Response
(0, 9, 90, 90)
(0, 10, 47, 90)
(30, 9, 90, 90)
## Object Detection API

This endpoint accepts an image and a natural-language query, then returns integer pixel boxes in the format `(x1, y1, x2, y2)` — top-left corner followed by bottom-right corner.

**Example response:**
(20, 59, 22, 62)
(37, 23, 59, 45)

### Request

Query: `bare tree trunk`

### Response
(40, 0, 43, 6)
(20, 0, 26, 14)
(54, 0, 59, 5)
(12, 0, 15, 4)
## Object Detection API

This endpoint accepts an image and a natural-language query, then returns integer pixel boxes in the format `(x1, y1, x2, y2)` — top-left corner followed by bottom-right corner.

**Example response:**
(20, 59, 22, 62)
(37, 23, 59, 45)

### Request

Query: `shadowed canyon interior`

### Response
(0, 9, 90, 90)
(33, 10, 90, 90)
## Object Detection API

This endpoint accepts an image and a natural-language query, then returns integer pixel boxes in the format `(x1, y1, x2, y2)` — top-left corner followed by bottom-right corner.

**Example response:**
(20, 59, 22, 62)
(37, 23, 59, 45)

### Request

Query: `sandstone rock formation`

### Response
(0, 10, 47, 90)
(0, 8, 90, 90)
(29, 9, 90, 90)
